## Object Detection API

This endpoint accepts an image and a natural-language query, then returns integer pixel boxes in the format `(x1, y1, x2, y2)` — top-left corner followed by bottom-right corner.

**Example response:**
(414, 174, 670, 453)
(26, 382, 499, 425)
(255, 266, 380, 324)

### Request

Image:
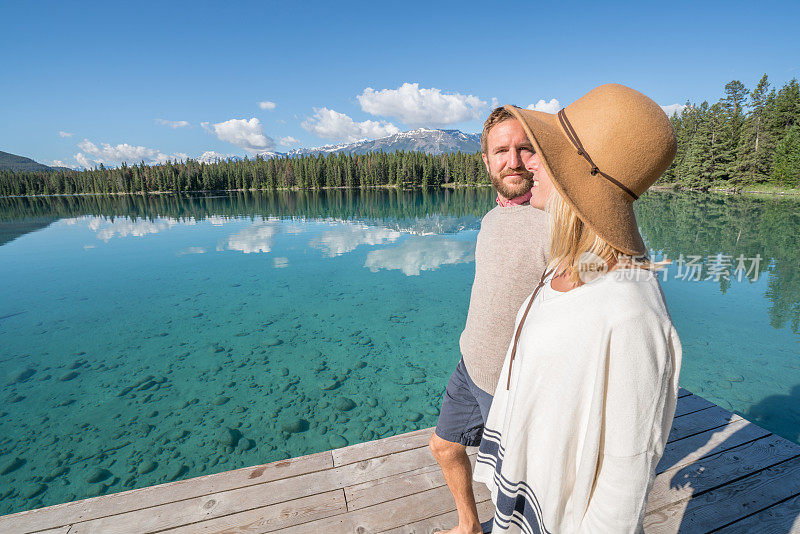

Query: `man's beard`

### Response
(490, 167, 534, 200)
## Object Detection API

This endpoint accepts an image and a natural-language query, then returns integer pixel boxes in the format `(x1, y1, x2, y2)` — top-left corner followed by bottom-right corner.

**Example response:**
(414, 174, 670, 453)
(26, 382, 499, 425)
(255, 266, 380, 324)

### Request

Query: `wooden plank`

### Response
(656, 417, 771, 473)
(712, 492, 800, 533)
(674, 394, 716, 417)
(666, 406, 742, 443)
(159, 489, 347, 534)
(0, 451, 333, 533)
(644, 453, 800, 532)
(64, 445, 441, 534)
(346, 450, 478, 511)
(646, 434, 800, 516)
(278, 483, 493, 533)
(380, 499, 495, 534)
(332, 427, 433, 467)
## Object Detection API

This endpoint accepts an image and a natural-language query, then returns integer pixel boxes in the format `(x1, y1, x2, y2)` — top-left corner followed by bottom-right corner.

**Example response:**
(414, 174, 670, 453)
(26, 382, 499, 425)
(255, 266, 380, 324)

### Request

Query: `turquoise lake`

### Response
(1, 189, 798, 515)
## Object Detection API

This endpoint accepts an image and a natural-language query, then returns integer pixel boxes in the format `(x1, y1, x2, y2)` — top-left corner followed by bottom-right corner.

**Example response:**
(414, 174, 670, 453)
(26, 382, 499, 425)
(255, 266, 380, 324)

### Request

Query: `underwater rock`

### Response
(334, 397, 357, 411)
(281, 418, 310, 434)
(170, 429, 189, 440)
(216, 427, 242, 448)
(60, 371, 79, 382)
(86, 468, 112, 484)
(10, 368, 36, 384)
(354, 361, 367, 370)
(21, 483, 47, 499)
(264, 337, 283, 347)
(238, 438, 255, 451)
(278, 368, 289, 377)
(319, 379, 340, 391)
(0, 457, 25, 475)
(167, 464, 188, 481)
(406, 412, 423, 422)
(365, 397, 378, 408)
(138, 461, 157, 475)
(69, 359, 87, 370)
(329, 435, 348, 448)
(425, 406, 440, 416)
(213, 396, 230, 406)
(394, 396, 409, 403)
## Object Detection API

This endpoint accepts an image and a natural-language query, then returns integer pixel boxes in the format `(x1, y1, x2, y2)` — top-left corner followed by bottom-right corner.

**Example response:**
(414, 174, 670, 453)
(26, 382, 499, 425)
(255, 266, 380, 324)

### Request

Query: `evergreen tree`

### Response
(772, 124, 800, 187)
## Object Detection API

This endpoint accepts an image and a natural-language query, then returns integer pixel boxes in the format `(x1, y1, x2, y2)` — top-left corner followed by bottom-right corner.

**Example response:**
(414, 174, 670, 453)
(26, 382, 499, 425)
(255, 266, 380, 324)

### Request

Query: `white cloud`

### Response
(75, 139, 184, 167)
(75, 153, 94, 168)
(177, 246, 206, 256)
(302, 107, 400, 142)
(661, 104, 687, 118)
(258, 101, 276, 110)
(365, 237, 476, 276)
(88, 216, 182, 242)
(59, 131, 74, 138)
(357, 83, 488, 127)
(527, 99, 561, 113)
(205, 118, 275, 154)
(309, 224, 402, 257)
(279, 136, 301, 146)
(226, 223, 280, 254)
(155, 118, 190, 128)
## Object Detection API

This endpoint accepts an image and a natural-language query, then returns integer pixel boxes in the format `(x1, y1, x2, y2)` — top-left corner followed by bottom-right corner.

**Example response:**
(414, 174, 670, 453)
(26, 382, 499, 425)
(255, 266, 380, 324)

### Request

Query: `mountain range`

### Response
(2, 128, 482, 171)
(287, 128, 480, 156)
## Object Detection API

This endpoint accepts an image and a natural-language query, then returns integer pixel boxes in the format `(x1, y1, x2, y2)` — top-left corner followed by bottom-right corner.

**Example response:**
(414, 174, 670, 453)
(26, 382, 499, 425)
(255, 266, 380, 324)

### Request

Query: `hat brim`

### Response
(505, 105, 646, 257)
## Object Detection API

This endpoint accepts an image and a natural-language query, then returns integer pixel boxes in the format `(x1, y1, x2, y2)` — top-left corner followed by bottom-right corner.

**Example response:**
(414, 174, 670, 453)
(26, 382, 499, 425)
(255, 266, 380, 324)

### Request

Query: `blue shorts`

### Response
(434, 358, 494, 446)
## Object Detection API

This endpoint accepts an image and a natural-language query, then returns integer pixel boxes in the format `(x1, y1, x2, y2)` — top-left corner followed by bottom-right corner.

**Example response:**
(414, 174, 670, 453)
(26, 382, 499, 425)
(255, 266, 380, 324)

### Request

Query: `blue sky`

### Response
(1, 0, 798, 168)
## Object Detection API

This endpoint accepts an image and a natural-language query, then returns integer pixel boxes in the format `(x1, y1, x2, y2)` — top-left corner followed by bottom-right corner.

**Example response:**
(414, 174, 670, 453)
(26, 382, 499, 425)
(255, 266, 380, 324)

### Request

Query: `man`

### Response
(429, 107, 550, 534)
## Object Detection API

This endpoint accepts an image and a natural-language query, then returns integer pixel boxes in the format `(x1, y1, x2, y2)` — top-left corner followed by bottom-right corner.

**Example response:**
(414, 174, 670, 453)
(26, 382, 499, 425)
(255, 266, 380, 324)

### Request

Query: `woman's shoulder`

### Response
(589, 269, 672, 321)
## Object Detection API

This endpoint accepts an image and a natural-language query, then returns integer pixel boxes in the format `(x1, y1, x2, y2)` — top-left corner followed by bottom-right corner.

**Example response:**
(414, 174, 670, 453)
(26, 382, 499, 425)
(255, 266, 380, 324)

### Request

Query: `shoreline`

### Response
(2, 182, 798, 200)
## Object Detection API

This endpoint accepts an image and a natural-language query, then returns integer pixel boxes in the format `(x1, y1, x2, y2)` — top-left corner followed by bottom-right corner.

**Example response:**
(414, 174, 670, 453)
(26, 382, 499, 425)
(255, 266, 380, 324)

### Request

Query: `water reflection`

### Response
(309, 224, 401, 257)
(365, 237, 477, 276)
(636, 191, 800, 334)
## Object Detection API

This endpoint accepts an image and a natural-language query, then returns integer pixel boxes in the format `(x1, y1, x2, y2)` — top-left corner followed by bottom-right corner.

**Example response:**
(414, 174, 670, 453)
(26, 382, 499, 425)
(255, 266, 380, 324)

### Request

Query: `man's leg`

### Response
(429, 433, 482, 534)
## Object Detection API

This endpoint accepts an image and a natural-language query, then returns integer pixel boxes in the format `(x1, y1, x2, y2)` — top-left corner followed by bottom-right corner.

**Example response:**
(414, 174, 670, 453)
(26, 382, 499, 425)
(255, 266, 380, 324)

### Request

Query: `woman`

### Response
(473, 84, 682, 533)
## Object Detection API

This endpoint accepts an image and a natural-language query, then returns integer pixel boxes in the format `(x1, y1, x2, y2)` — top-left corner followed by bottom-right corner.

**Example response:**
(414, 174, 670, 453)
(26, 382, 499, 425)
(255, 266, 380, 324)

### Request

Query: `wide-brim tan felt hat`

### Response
(505, 83, 676, 256)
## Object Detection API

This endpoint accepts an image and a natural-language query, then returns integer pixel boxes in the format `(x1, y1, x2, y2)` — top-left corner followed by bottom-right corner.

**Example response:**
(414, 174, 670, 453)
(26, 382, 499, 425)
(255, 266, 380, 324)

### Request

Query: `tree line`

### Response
(663, 75, 800, 189)
(1, 73, 798, 197)
(0, 151, 491, 197)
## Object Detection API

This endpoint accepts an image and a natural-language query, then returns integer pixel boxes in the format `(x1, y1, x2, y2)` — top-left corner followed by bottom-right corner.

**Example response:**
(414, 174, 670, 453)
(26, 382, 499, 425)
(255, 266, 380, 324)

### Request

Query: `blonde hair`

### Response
(545, 191, 652, 283)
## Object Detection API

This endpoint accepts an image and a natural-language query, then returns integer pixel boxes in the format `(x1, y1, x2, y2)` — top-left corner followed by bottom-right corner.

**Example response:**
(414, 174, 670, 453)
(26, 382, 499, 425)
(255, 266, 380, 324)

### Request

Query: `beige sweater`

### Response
(459, 204, 548, 394)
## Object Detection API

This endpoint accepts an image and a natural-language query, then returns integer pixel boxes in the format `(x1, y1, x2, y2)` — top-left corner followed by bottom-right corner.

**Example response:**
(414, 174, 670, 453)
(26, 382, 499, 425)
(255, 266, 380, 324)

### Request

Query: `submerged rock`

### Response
(334, 397, 356, 411)
(281, 418, 309, 434)
(10, 368, 36, 384)
(0, 457, 25, 475)
(60, 371, 79, 382)
(264, 337, 283, 347)
(86, 468, 112, 484)
(329, 435, 348, 448)
(138, 461, 158, 475)
(406, 412, 423, 422)
(216, 427, 242, 448)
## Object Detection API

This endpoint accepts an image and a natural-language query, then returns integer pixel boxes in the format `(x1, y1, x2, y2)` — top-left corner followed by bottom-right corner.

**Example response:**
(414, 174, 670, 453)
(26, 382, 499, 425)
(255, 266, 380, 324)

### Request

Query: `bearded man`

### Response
(429, 107, 550, 534)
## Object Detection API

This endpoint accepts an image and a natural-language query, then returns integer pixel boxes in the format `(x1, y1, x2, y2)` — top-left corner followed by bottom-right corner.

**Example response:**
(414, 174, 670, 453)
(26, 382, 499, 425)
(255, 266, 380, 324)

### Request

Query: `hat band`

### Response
(557, 109, 639, 201)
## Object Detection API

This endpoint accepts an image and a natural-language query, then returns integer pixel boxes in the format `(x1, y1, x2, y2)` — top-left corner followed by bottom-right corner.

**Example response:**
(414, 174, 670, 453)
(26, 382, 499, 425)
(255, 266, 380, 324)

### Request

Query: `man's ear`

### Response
(482, 153, 490, 174)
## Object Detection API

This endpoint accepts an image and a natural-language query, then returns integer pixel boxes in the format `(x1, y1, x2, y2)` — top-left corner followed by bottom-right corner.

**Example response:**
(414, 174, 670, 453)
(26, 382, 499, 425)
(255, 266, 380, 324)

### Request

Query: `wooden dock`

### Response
(2, 388, 800, 533)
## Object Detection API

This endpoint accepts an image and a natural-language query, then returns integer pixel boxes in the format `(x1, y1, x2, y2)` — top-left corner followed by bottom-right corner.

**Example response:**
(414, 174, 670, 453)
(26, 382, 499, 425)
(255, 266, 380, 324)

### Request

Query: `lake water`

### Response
(1, 189, 798, 515)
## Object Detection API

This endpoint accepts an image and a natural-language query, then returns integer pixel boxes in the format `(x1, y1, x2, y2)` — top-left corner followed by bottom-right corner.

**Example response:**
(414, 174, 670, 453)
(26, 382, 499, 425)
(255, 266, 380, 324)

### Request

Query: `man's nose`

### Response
(508, 149, 520, 168)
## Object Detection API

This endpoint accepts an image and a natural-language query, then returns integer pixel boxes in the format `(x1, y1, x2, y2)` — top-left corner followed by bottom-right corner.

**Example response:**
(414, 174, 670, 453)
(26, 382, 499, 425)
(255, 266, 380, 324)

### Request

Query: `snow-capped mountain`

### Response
(288, 128, 481, 157)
